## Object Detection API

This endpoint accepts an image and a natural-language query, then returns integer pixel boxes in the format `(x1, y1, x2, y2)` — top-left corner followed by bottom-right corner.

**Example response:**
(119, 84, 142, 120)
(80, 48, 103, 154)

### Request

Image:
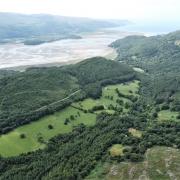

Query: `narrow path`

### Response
(34, 90, 81, 112)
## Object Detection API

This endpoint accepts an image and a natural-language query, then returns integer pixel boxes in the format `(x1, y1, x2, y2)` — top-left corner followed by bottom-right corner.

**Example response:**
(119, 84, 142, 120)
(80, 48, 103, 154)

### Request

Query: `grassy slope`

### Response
(73, 80, 139, 112)
(0, 57, 135, 134)
(158, 110, 179, 122)
(86, 146, 180, 180)
(0, 80, 139, 157)
(0, 107, 96, 157)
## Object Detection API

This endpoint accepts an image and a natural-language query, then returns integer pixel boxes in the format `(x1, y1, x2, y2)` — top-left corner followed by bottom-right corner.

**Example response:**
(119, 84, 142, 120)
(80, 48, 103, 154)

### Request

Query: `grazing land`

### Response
(0, 80, 139, 157)
(72, 80, 139, 113)
(0, 107, 96, 157)
(158, 110, 179, 122)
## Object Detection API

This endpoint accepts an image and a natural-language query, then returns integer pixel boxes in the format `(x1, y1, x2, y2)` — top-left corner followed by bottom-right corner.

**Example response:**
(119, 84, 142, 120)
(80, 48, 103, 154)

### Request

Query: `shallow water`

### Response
(0, 28, 137, 69)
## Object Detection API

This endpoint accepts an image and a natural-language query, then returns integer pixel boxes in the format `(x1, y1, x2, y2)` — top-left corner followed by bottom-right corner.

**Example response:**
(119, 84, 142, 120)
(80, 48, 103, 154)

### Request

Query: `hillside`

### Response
(0, 57, 135, 134)
(0, 31, 180, 180)
(87, 146, 180, 180)
(0, 13, 129, 44)
(110, 32, 180, 75)
(111, 31, 180, 109)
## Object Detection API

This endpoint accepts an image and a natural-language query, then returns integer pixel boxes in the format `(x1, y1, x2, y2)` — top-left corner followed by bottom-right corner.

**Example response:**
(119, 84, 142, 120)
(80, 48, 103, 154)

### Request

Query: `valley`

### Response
(0, 81, 139, 157)
(0, 29, 180, 180)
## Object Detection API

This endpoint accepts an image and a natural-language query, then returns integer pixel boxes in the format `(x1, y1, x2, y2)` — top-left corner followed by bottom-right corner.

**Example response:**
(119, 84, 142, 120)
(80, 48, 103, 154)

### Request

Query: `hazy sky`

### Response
(0, 0, 179, 22)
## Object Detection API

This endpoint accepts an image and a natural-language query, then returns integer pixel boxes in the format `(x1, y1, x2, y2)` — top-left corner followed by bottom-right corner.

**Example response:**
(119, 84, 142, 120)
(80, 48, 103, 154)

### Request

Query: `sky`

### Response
(0, 0, 179, 22)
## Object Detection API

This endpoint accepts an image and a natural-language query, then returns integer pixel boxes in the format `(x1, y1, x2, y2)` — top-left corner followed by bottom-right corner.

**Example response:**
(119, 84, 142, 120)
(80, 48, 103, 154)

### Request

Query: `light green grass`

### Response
(0, 81, 139, 157)
(86, 146, 180, 180)
(0, 107, 96, 157)
(73, 81, 140, 113)
(109, 80, 139, 96)
(158, 110, 179, 121)
(109, 144, 124, 157)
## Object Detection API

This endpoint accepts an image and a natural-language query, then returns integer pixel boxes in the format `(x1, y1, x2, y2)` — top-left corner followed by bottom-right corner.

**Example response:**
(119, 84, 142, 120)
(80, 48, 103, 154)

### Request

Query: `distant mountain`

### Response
(0, 13, 129, 44)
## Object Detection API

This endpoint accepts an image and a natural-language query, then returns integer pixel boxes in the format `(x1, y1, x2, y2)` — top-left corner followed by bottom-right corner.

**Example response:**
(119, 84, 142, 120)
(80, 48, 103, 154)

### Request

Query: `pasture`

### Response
(158, 110, 179, 121)
(0, 107, 96, 157)
(73, 80, 140, 113)
(0, 80, 139, 157)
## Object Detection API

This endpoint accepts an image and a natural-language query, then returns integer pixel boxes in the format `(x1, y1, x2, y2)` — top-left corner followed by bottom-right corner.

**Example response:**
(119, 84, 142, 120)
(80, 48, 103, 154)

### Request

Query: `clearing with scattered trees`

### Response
(0, 30, 180, 180)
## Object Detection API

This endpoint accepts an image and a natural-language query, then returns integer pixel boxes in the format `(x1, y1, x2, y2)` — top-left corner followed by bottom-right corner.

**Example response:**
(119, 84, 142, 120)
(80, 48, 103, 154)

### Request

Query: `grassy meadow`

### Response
(0, 80, 140, 157)
(0, 107, 96, 157)
(73, 80, 140, 113)
(158, 110, 179, 122)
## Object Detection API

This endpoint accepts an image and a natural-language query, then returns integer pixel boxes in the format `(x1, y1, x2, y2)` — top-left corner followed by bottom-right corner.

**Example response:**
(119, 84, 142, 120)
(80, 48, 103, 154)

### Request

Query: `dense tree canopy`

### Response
(0, 30, 180, 179)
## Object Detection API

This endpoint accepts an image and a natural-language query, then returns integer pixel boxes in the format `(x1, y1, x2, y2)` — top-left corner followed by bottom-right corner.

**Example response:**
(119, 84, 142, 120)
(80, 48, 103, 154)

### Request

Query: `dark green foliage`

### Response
(84, 82, 102, 99)
(161, 104, 170, 110)
(152, 112, 158, 118)
(111, 31, 180, 106)
(67, 57, 135, 86)
(177, 114, 180, 119)
(48, 124, 54, 130)
(70, 115, 75, 121)
(0, 57, 135, 134)
(0, 70, 18, 79)
(1, 30, 180, 179)
(0, 67, 80, 134)
(64, 118, 70, 125)
(90, 105, 104, 112)
(20, 133, 26, 139)
(0, 113, 146, 179)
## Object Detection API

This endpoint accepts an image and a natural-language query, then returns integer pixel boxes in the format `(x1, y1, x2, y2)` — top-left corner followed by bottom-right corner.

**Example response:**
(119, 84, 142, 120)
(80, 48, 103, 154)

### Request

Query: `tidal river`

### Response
(0, 28, 138, 70)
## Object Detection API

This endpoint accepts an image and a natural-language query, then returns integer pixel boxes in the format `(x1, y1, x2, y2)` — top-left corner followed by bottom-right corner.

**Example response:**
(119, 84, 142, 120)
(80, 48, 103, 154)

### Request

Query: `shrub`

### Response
(20, 133, 26, 139)
(48, 124, 54, 130)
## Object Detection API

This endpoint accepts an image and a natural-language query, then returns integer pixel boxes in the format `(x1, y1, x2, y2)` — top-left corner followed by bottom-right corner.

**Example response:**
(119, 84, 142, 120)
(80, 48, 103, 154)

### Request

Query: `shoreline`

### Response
(0, 27, 139, 72)
(0, 49, 118, 72)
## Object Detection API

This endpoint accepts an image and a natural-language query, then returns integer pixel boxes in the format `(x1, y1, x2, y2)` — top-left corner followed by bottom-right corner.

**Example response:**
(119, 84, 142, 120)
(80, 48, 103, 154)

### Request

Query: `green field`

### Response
(86, 146, 180, 180)
(0, 81, 139, 157)
(0, 107, 96, 157)
(73, 80, 140, 113)
(158, 110, 179, 122)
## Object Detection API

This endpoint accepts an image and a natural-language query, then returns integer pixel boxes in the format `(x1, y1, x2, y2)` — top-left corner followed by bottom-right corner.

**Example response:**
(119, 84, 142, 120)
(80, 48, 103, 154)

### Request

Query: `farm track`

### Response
(34, 89, 81, 112)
